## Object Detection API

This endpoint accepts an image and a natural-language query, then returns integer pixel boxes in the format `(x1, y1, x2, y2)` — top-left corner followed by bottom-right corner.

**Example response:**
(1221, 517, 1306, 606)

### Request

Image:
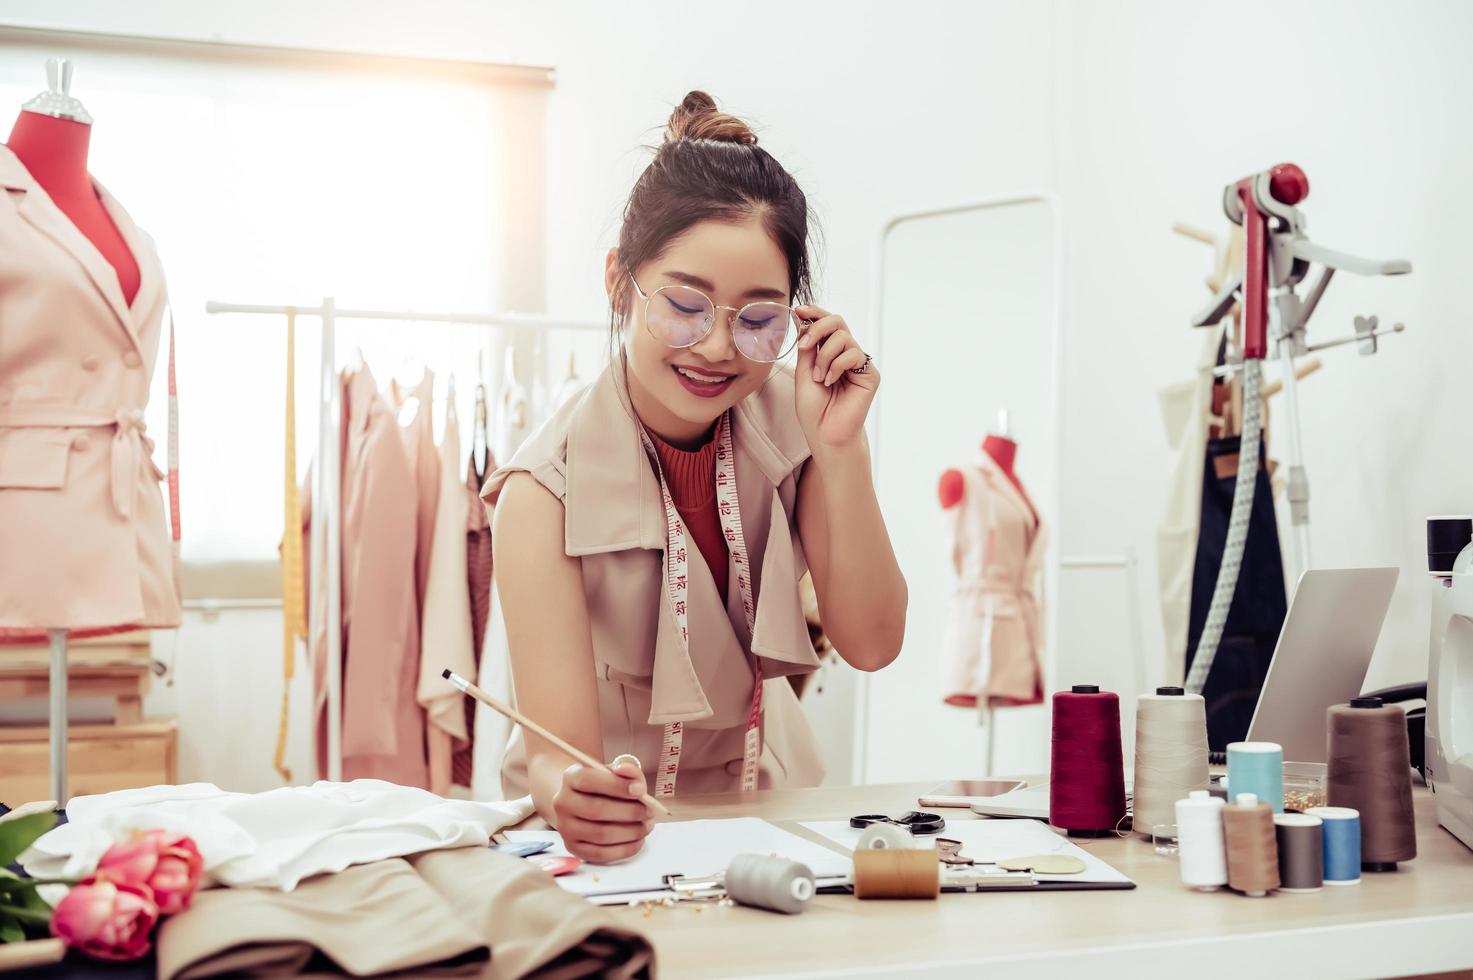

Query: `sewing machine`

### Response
(1427, 516, 1473, 851)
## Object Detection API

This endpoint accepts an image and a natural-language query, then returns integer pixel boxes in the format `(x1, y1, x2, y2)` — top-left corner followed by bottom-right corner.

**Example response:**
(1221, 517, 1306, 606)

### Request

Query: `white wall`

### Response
(5, 0, 1469, 792)
(1050, 0, 1473, 698)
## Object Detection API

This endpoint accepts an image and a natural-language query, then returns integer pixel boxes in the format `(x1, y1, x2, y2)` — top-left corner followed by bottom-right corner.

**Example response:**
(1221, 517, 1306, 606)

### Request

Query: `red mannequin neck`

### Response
(5, 108, 141, 306)
(982, 434, 1017, 475)
(7, 110, 92, 201)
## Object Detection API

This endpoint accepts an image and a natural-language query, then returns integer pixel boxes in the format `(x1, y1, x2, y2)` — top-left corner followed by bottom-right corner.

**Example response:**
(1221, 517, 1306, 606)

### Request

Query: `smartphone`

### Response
(918, 779, 1026, 808)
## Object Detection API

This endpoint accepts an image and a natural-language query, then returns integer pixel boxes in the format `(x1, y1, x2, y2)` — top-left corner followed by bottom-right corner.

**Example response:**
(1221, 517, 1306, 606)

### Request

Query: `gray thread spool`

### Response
(1133, 687, 1210, 836)
(724, 854, 816, 915)
(1274, 813, 1324, 893)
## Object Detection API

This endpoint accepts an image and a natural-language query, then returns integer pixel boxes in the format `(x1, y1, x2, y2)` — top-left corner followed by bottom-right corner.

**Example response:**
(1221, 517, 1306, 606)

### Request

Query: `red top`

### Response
(651, 426, 729, 600)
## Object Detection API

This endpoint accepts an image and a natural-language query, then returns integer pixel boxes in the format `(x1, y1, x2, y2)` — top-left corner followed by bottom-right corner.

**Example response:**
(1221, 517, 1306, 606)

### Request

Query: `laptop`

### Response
(967, 566, 1399, 817)
(1244, 565, 1399, 763)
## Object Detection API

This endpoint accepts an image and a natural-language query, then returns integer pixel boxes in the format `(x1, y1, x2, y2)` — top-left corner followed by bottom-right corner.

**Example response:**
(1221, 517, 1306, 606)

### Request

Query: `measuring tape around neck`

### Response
(639, 412, 763, 797)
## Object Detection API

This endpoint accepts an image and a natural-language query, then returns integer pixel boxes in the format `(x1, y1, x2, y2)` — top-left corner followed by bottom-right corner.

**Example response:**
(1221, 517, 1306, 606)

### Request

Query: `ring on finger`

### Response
(848, 353, 873, 375)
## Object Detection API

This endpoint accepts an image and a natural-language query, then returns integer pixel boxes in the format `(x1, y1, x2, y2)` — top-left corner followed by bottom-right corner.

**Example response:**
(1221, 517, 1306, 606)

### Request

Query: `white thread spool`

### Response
(1175, 789, 1228, 890)
(724, 854, 816, 915)
(857, 822, 916, 850)
(1133, 688, 1210, 836)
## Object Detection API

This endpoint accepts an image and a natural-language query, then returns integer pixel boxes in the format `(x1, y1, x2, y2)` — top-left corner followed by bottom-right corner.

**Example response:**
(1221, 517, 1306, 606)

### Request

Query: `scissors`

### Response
(849, 811, 946, 836)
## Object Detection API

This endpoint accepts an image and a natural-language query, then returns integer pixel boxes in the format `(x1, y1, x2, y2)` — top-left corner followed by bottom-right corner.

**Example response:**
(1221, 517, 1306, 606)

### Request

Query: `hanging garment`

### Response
(274, 310, 307, 783)
(0, 146, 180, 637)
(390, 370, 441, 611)
(482, 364, 824, 799)
(494, 356, 531, 464)
(420, 391, 477, 795)
(1183, 435, 1287, 751)
(153, 846, 653, 980)
(21, 780, 533, 892)
(454, 451, 495, 789)
(1156, 324, 1225, 684)
(305, 365, 428, 788)
(938, 450, 1045, 707)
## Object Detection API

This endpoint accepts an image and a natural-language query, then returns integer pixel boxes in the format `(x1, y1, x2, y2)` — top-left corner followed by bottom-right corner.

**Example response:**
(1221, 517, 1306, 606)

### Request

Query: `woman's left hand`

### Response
(793, 305, 878, 455)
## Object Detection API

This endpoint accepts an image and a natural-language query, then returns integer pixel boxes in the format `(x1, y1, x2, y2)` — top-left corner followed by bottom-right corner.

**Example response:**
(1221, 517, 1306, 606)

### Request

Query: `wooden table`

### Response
(600, 782, 1473, 979)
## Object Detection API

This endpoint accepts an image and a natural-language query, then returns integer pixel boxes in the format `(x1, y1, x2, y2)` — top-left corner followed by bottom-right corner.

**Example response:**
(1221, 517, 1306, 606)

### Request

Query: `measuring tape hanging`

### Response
(274, 308, 306, 783)
(639, 412, 763, 797)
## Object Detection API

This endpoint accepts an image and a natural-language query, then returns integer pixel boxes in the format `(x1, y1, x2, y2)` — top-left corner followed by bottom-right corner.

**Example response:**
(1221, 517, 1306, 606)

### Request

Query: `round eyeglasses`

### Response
(628, 273, 800, 363)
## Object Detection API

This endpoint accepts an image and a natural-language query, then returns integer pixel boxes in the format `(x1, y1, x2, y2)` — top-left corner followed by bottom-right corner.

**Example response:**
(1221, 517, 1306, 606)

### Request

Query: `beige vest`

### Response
(483, 364, 825, 797)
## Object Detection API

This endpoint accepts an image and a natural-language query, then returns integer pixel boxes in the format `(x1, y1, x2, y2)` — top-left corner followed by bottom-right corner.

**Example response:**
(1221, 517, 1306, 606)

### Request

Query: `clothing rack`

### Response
(203, 297, 603, 781)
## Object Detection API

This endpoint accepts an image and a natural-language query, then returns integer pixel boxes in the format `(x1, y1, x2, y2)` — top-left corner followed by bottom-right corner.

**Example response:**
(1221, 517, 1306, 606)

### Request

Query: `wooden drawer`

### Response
(0, 721, 177, 806)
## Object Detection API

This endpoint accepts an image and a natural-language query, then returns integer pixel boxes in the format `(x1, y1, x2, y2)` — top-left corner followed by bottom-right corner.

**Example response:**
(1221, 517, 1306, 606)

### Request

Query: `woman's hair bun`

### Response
(664, 90, 758, 146)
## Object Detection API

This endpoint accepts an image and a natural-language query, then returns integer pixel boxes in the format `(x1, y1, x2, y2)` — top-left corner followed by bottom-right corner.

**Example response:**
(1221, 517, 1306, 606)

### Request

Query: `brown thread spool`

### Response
(1222, 793, 1279, 896)
(1327, 698, 1416, 870)
(852, 848, 940, 899)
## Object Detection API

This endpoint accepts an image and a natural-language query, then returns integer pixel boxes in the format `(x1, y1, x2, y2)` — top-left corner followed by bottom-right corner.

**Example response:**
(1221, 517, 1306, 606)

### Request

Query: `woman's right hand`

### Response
(552, 760, 655, 863)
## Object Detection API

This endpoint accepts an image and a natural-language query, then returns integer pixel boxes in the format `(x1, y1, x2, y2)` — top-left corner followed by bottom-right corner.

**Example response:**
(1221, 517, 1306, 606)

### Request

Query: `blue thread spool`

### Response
(1306, 806, 1361, 885)
(1227, 741, 1284, 814)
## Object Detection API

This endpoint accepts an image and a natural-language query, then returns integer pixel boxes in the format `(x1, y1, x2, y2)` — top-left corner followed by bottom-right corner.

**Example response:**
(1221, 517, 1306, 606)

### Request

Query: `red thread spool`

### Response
(1050, 685, 1127, 836)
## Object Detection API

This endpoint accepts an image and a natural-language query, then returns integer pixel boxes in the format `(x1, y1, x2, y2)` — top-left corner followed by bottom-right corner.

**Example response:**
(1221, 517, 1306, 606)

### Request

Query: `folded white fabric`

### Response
(22, 780, 535, 892)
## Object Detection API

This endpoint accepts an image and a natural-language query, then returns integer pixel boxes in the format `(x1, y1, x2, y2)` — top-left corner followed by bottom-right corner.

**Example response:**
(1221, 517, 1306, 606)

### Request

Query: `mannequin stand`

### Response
(47, 628, 68, 804)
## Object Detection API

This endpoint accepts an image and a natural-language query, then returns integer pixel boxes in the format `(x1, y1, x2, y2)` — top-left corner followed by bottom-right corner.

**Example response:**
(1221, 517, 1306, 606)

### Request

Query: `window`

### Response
(1, 29, 552, 564)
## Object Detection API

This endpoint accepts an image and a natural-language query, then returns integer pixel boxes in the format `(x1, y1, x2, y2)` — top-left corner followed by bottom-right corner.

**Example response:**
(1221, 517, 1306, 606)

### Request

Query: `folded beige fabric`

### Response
(156, 847, 654, 979)
(157, 858, 488, 979)
(410, 848, 654, 980)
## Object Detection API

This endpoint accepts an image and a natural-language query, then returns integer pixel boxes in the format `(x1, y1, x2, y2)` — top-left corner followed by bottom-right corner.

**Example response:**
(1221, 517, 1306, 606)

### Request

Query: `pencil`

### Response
(441, 668, 670, 817)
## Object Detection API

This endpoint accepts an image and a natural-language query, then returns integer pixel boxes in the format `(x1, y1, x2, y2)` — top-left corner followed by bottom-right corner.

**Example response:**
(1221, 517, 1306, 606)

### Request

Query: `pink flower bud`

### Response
(50, 878, 159, 962)
(95, 829, 204, 915)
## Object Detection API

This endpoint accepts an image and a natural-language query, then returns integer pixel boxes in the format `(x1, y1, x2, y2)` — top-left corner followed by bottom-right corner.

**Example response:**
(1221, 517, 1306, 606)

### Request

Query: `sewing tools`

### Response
(1306, 806, 1362, 885)
(1227, 741, 1284, 813)
(441, 668, 670, 817)
(850, 811, 945, 835)
(1176, 790, 1228, 890)
(1328, 697, 1417, 870)
(1222, 793, 1279, 897)
(1132, 687, 1210, 837)
(1049, 685, 1127, 836)
(1274, 813, 1324, 892)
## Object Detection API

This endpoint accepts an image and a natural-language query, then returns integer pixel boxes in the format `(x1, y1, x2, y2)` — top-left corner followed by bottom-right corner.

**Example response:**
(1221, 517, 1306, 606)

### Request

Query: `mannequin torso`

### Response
(6, 109, 139, 305)
(938, 434, 1037, 525)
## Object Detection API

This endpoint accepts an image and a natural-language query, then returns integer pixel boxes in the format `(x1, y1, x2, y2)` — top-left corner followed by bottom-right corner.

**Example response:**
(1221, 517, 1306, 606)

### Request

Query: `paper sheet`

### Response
(505, 817, 852, 899)
(799, 818, 1132, 885)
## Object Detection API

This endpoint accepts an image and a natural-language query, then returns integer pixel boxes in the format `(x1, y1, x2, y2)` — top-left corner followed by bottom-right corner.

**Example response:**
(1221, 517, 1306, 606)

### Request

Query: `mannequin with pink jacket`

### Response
(937, 418, 1045, 708)
(0, 61, 180, 642)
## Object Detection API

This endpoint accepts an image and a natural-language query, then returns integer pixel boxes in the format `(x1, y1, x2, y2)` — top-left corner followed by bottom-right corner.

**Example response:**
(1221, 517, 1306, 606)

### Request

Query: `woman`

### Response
(486, 91, 907, 862)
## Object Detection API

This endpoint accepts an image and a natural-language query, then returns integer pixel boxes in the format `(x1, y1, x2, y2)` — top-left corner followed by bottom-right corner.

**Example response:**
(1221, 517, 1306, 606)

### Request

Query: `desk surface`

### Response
(600, 782, 1473, 979)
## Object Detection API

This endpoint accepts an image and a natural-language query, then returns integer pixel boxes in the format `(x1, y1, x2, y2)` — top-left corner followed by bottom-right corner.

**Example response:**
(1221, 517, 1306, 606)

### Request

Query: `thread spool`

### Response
(857, 822, 916, 850)
(1227, 741, 1284, 813)
(1175, 790, 1228, 890)
(1222, 793, 1279, 897)
(852, 848, 940, 900)
(724, 854, 815, 915)
(1327, 698, 1416, 870)
(1050, 684, 1127, 836)
(1133, 687, 1210, 837)
(1306, 806, 1361, 885)
(1274, 813, 1324, 893)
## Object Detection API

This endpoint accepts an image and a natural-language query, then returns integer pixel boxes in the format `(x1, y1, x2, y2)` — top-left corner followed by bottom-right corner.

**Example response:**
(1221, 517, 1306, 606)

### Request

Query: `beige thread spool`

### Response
(1133, 687, 1210, 836)
(852, 849, 940, 899)
(1222, 793, 1280, 897)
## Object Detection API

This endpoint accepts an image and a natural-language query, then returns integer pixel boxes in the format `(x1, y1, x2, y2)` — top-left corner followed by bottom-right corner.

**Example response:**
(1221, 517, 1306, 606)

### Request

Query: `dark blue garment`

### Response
(1183, 434, 1288, 752)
